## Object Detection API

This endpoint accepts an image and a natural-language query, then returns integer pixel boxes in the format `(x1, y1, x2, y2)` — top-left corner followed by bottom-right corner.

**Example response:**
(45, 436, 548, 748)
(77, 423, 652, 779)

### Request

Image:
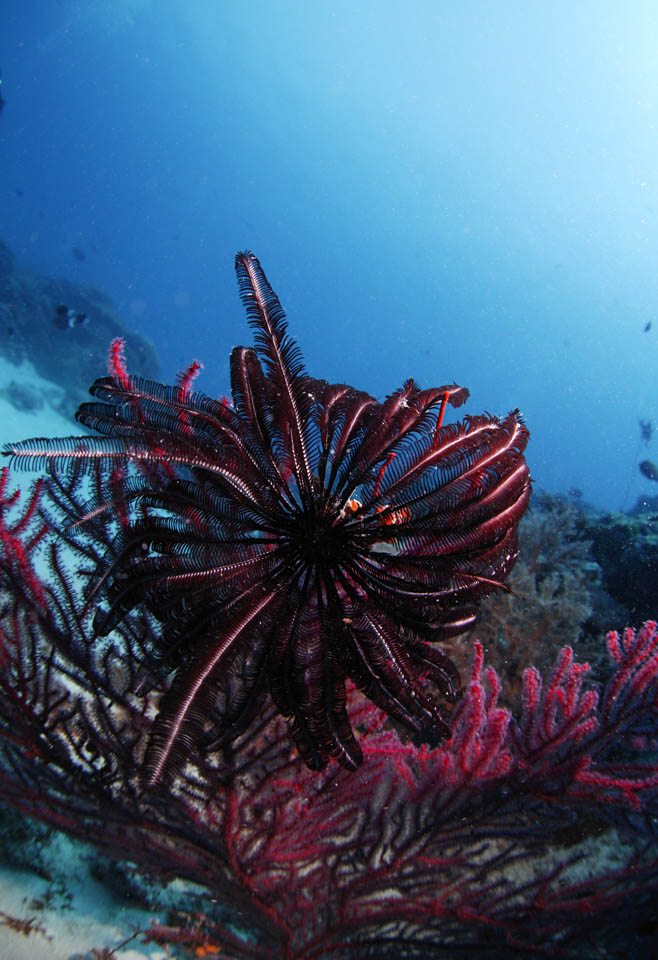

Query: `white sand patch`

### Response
(0, 852, 168, 960)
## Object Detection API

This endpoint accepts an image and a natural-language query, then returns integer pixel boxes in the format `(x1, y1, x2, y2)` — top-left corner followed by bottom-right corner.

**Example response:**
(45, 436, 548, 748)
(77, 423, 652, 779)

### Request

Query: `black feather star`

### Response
(3, 252, 530, 782)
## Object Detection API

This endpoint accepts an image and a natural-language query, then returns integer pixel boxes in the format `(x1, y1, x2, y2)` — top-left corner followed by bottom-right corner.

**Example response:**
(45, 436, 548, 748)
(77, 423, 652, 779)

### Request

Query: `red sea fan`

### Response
(2, 252, 530, 783)
(2, 473, 658, 956)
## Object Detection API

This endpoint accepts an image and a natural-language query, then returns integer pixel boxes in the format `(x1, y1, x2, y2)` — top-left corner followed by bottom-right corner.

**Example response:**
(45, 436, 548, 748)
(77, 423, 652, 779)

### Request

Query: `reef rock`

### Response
(0, 249, 159, 412)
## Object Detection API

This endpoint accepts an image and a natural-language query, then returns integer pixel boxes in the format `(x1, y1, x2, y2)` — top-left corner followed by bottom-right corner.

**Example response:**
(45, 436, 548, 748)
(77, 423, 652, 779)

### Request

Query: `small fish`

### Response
(54, 304, 88, 331)
(645, 321, 653, 333)
(639, 460, 658, 481)
(72, 246, 86, 262)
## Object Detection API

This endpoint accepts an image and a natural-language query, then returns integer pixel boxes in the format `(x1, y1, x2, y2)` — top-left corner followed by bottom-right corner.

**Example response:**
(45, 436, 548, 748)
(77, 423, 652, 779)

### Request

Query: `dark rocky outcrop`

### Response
(0, 239, 159, 414)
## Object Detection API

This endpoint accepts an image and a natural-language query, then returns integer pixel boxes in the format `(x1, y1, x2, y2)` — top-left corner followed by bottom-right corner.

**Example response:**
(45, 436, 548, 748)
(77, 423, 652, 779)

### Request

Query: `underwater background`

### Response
(4, 4, 658, 960)
(4, 0, 658, 512)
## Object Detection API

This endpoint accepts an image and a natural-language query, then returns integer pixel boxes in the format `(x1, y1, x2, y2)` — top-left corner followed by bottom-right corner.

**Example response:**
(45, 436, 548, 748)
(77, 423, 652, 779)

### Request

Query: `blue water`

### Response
(3, 0, 658, 511)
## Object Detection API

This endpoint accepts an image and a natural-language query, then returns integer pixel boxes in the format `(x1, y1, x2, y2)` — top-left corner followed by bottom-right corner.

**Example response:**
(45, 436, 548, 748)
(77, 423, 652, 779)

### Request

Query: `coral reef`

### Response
(0, 247, 656, 955)
(1, 470, 658, 957)
(585, 509, 658, 628)
(463, 493, 602, 702)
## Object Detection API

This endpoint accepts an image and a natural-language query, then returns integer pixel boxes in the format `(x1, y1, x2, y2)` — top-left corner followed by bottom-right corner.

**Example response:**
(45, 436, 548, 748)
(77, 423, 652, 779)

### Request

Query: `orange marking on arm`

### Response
(436, 389, 451, 430)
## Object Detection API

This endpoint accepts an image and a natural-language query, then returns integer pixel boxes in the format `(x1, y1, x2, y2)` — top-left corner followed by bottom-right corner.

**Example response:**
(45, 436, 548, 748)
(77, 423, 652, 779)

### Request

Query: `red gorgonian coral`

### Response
(1, 468, 658, 957)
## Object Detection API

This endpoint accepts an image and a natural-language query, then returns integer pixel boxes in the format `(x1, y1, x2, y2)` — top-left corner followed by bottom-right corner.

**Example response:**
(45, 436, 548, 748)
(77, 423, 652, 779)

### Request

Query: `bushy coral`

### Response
(586, 508, 658, 627)
(462, 493, 601, 704)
